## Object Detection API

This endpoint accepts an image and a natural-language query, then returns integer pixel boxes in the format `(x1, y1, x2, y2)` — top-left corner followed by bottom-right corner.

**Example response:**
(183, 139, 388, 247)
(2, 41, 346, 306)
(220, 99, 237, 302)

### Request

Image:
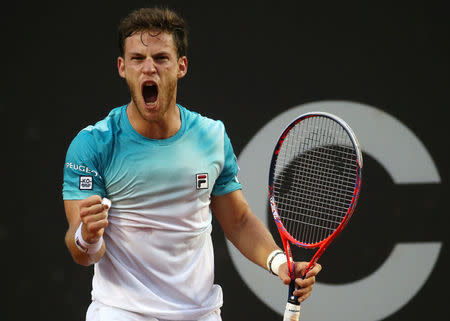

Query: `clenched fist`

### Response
(79, 195, 110, 244)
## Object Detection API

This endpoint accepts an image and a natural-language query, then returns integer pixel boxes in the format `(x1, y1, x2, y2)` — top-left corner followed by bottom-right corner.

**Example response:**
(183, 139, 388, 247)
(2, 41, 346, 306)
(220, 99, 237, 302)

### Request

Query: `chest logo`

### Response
(196, 173, 209, 189)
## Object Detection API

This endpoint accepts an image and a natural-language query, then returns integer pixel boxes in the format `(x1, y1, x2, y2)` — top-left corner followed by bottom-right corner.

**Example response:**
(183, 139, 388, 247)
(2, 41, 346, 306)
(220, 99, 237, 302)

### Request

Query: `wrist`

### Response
(74, 223, 103, 254)
(267, 249, 287, 275)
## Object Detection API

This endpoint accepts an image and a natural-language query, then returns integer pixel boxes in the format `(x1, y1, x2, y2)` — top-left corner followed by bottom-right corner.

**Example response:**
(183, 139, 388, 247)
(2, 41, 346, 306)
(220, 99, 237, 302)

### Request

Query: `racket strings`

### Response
(274, 195, 351, 220)
(273, 116, 358, 244)
(276, 165, 357, 196)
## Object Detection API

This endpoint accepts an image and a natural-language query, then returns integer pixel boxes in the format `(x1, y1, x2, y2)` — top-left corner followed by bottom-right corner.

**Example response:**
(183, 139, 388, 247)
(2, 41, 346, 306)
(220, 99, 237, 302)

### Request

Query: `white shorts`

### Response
(86, 301, 222, 321)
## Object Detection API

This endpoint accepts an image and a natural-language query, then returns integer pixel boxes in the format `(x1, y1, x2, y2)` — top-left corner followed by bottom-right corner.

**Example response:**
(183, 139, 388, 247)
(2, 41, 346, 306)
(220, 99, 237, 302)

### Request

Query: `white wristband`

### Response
(75, 223, 103, 254)
(267, 249, 287, 275)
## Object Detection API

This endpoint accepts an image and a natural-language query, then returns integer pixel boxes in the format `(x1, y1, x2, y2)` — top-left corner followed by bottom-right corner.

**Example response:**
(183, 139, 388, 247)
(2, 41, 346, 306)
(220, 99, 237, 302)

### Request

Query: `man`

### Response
(63, 7, 321, 321)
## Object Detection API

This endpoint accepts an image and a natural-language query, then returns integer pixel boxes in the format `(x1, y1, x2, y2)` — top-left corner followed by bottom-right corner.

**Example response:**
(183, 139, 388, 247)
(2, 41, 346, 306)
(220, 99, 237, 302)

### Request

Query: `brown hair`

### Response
(118, 7, 188, 58)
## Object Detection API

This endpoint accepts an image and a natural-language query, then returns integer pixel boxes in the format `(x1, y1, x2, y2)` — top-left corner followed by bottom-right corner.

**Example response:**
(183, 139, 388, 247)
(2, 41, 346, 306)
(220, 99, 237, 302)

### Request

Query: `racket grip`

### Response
(284, 280, 300, 320)
(283, 302, 300, 321)
(288, 279, 300, 304)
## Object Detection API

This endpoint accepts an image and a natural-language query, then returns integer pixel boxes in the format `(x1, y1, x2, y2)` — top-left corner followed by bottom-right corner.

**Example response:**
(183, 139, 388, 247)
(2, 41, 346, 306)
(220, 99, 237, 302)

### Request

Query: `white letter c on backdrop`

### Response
(228, 100, 441, 321)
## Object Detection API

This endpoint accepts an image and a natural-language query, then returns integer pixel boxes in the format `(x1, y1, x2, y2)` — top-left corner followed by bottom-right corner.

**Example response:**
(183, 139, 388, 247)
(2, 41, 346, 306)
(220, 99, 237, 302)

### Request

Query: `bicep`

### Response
(63, 132, 106, 200)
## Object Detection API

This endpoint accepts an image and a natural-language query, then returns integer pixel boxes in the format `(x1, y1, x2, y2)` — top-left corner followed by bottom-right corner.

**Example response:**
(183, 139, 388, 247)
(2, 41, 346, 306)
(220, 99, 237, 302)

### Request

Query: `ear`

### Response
(118, 56, 126, 78)
(177, 56, 188, 79)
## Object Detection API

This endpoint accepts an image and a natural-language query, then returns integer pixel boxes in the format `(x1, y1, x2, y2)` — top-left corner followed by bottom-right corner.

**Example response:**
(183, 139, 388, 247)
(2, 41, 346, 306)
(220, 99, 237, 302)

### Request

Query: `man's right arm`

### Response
(64, 195, 109, 266)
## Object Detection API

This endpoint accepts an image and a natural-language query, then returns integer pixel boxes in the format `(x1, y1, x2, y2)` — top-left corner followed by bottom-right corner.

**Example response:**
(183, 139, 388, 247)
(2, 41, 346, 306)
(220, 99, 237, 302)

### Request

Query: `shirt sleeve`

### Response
(212, 126, 242, 196)
(62, 130, 106, 200)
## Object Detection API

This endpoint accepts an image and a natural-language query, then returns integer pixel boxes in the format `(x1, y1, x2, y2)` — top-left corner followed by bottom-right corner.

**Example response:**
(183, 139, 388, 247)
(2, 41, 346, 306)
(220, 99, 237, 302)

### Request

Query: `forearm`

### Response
(65, 223, 105, 266)
(212, 190, 281, 271)
(224, 209, 280, 271)
(64, 197, 109, 266)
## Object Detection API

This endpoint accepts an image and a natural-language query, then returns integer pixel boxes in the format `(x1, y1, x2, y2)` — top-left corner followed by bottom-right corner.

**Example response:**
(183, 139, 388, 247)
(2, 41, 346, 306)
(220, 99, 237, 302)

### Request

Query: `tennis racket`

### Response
(268, 111, 363, 321)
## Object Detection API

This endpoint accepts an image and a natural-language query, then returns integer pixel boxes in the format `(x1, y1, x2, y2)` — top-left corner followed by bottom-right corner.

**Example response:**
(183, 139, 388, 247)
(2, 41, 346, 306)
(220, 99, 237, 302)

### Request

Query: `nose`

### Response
(142, 58, 156, 75)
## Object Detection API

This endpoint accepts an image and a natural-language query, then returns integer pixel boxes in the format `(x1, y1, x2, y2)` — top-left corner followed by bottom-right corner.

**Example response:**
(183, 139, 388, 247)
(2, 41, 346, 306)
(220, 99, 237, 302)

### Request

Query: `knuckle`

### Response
(90, 195, 101, 202)
(79, 208, 88, 217)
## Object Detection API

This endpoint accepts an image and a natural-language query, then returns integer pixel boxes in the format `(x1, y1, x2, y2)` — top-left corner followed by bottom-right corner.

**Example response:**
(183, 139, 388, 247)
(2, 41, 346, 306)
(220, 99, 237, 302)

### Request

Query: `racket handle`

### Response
(283, 302, 300, 321)
(284, 280, 300, 320)
(288, 279, 300, 305)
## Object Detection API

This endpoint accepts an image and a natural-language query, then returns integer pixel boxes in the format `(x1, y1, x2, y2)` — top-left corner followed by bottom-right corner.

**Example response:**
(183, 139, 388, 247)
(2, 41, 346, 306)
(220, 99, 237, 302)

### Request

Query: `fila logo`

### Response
(79, 176, 93, 190)
(196, 173, 208, 189)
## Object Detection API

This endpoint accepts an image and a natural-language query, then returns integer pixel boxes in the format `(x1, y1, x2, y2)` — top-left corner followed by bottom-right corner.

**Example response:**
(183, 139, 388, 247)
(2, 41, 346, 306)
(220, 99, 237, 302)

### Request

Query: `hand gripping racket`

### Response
(268, 111, 363, 321)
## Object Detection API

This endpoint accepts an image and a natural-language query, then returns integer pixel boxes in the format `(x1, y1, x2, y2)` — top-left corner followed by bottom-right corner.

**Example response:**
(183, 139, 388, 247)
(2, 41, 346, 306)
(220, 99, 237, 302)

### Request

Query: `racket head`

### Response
(268, 111, 363, 249)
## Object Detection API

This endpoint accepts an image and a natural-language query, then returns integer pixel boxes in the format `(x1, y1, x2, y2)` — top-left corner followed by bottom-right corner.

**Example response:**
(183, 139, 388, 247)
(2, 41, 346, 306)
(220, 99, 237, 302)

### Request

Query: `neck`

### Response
(127, 102, 181, 139)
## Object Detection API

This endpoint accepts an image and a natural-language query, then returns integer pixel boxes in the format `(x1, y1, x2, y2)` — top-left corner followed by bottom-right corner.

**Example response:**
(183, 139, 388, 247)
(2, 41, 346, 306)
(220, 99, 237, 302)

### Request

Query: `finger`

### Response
(80, 203, 106, 218)
(293, 285, 313, 302)
(82, 211, 108, 224)
(81, 219, 108, 243)
(83, 219, 109, 237)
(293, 261, 309, 276)
(80, 195, 102, 207)
(277, 263, 292, 285)
(80, 195, 102, 208)
(296, 275, 315, 288)
(281, 275, 291, 285)
(293, 284, 312, 296)
(305, 263, 322, 278)
(86, 219, 109, 234)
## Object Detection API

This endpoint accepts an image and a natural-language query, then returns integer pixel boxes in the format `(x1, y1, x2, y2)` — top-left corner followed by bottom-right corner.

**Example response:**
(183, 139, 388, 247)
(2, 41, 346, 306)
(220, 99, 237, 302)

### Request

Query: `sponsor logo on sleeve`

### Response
(79, 176, 93, 190)
(66, 162, 101, 178)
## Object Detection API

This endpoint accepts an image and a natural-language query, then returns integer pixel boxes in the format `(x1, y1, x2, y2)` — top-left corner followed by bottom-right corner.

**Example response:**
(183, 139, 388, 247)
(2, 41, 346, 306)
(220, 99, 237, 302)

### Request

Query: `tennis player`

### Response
(63, 7, 321, 321)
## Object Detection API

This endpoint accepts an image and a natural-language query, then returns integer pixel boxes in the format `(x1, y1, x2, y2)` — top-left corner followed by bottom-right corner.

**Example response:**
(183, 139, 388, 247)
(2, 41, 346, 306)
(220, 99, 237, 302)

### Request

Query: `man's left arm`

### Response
(211, 189, 322, 302)
(211, 189, 278, 269)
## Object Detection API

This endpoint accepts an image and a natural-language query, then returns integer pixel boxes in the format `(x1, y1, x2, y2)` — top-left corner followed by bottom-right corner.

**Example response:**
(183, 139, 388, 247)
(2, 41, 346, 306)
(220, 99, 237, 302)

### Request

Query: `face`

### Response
(118, 30, 187, 125)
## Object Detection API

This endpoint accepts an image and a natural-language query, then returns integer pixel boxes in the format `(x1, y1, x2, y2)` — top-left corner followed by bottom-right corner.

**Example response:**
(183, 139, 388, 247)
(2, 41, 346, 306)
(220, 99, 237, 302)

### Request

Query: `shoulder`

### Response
(71, 106, 123, 146)
(80, 106, 123, 140)
(180, 104, 226, 135)
(67, 106, 124, 158)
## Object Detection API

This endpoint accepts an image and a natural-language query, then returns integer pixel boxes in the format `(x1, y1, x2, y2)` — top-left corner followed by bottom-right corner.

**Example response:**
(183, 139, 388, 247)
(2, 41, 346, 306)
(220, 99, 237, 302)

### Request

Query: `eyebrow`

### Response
(128, 51, 146, 57)
(127, 50, 174, 58)
(153, 51, 172, 57)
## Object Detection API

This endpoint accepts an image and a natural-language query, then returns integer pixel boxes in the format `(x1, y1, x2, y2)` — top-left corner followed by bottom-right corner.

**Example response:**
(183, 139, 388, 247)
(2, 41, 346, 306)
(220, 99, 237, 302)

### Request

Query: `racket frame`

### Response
(268, 111, 363, 304)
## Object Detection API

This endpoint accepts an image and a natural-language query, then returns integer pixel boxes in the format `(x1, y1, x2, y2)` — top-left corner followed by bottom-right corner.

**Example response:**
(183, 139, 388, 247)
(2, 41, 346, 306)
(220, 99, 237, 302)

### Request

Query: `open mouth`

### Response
(142, 82, 158, 105)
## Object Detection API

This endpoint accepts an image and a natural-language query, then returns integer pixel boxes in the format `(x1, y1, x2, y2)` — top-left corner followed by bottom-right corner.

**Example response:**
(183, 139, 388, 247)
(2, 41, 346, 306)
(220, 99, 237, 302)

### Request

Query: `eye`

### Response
(155, 55, 169, 62)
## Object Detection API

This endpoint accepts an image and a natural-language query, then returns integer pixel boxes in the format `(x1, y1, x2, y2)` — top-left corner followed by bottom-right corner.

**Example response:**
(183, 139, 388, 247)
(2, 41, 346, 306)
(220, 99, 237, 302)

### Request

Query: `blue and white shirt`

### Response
(63, 104, 242, 320)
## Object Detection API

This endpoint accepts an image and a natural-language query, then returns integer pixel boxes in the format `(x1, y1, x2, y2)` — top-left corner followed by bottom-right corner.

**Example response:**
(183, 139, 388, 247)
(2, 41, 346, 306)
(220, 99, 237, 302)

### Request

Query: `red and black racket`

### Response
(268, 111, 363, 320)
